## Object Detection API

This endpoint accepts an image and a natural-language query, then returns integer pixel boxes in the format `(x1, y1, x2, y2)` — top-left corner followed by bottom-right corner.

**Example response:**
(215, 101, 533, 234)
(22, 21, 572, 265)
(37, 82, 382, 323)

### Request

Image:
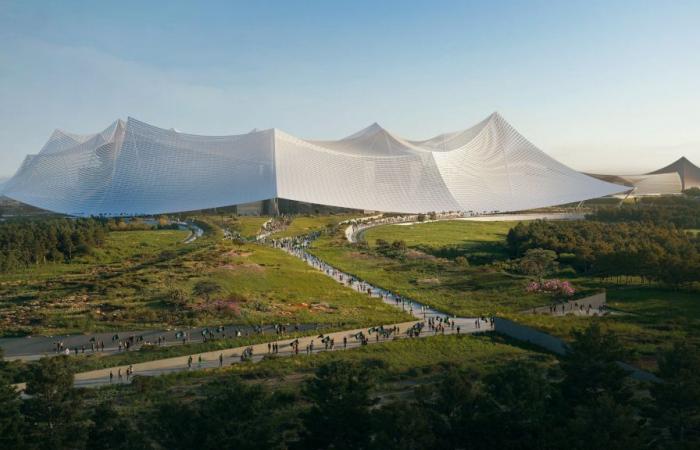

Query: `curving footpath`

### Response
(14, 226, 492, 391)
(15, 319, 487, 391)
(345, 212, 586, 244)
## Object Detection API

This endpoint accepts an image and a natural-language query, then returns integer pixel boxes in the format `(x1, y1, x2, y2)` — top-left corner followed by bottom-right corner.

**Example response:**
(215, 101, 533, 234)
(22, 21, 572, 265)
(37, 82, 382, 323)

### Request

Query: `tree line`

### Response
(507, 220, 700, 285)
(587, 195, 700, 228)
(1, 324, 698, 449)
(0, 218, 108, 272)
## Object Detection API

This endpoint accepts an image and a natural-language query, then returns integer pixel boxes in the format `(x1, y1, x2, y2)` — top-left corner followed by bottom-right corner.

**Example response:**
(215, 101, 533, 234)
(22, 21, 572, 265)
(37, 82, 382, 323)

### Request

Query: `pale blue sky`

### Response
(1, 0, 699, 176)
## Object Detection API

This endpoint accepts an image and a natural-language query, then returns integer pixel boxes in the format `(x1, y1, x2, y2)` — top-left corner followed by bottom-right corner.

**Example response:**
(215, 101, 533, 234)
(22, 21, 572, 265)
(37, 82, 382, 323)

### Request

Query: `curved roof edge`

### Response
(3, 113, 629, 216)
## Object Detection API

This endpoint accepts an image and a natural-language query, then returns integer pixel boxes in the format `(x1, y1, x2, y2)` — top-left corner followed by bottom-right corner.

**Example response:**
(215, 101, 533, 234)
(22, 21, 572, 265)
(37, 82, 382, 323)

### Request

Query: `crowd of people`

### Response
(108, 364, 134, 383)
(95, 220, 490, 384)
(46, 322, 309, 360)
(542, 301, 606, 316)
(268, 231, 450, 323)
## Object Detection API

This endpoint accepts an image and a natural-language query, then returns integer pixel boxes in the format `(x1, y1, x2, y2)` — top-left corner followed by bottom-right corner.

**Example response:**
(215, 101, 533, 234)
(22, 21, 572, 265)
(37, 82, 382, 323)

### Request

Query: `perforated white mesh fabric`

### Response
(623, 173, 682, 195)
(2, 113, 627, 216)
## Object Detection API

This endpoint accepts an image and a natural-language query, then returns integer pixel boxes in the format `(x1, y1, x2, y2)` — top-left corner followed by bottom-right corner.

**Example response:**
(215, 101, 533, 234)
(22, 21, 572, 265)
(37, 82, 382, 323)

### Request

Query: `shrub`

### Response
(525, 279, 575, 298)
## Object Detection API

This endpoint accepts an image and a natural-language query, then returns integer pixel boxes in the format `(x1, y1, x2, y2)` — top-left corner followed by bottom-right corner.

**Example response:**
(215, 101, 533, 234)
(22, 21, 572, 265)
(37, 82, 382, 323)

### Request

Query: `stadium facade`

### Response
(1, 113, 627, 216)
(587, 157, 700, 196)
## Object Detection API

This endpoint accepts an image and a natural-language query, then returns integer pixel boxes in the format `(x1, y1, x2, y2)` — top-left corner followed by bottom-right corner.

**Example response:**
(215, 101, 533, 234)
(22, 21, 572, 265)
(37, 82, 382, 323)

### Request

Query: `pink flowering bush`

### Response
(526, 279, 575, 297)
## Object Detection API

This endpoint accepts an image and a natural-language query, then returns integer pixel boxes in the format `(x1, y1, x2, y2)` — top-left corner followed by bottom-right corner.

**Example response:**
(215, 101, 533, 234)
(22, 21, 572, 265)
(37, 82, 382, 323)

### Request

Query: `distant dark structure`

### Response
(647, 156, 700, 191)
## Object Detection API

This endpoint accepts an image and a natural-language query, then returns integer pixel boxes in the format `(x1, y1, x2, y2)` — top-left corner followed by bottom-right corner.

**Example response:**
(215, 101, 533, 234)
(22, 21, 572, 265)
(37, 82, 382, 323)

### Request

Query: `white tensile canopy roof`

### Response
(1, 113, 626, 216)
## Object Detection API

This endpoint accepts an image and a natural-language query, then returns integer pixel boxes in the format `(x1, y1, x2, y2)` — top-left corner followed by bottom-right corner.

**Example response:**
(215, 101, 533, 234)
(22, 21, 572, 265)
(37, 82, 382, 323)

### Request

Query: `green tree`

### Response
(454, 255, 469, 266)
(0, 371, 24, 450)
(558, 394, 647, 450)
(415, 369, 486, 448)
(518, 248, 558, 280)
(559, 323, 630, 405)
(296, 361, 376, 450)
(481, 362, 552, 449)
(21, 356, 87, 450)
(372, 401, 436, 449)
(154, 379, 284, 450)
(166, 288, 189, 310)
(651, 342, 700, 448)
(86, 402, 150, 450)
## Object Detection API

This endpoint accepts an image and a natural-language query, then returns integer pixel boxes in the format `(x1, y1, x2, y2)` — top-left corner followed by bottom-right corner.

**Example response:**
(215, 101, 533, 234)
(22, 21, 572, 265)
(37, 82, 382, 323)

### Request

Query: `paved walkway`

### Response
(179, 221, 204, 243)
(65, 318, 485, 390)
(13, 318, 488, 391)
(1, 323, 319, 362)
(345, 212, 586, 243)
(13, 226, 491, 391)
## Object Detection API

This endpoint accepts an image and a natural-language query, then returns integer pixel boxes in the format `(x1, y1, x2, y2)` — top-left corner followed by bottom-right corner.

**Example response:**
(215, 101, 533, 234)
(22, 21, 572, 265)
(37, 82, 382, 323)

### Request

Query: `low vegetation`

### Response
(508, 220, 700, 285)
(311, 213, 700, 369)
(2, 324, 697, 449)
(0, 216, 408, 336)
(588, 194, 700, 228)
(310, 220, 577, 317)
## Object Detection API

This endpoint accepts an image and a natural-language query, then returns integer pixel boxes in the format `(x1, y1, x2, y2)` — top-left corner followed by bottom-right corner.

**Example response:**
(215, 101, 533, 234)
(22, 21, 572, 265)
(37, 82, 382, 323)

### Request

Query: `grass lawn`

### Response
(363, 220, 518, 262)
(0, 229, 191, 335)
(511, 285, 700, 370)
(311, 219, 700, 370)
(0, 222, 409, 337)
(223, 333, 551, 381)
(86, 333, 554, 409)
(176, 239, 411, 328)
(273, 214, 360, 238)
(205, 214, 270, 238)
(309, 221, 555, 317)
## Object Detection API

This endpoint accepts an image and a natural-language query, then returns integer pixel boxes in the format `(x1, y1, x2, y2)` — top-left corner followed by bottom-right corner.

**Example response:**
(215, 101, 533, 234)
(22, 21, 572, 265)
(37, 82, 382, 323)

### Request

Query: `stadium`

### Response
(587, 156, 700, 196)
(1, 113, 627, 216)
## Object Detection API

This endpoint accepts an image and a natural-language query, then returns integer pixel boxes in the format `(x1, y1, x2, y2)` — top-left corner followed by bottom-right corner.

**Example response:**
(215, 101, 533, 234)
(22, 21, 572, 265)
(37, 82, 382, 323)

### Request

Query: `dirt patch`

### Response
(291, 302, 336, 313)
(405, 249, 436, 260)
(417, 277, 441, 285)
(220, 263, 265, 272)
(348, 251, 374, 259)
(224, 250, 253, 258)
(310, 302, 337, 313)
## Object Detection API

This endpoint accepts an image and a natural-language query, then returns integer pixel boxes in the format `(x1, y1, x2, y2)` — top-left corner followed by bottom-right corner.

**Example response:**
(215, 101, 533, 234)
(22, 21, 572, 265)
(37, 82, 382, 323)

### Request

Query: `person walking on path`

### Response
(219, 353, 223, 367)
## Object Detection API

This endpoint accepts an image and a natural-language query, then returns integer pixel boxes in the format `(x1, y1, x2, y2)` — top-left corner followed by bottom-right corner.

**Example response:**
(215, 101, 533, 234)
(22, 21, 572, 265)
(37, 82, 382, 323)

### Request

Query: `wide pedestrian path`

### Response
(77, 318, 484, 389)
(14, 228, 490, 391)
(1, 323, 319, 362)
